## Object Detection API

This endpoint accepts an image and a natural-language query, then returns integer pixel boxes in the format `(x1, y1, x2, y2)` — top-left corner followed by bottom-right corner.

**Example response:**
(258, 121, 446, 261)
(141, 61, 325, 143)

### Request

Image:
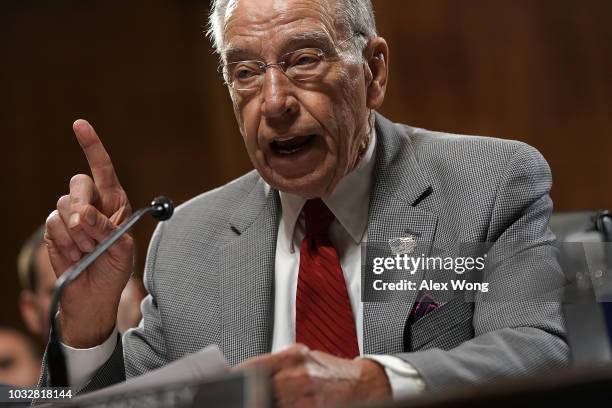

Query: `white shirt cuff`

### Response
(61, 327, 119, 391)
(363, 355, 425, 399)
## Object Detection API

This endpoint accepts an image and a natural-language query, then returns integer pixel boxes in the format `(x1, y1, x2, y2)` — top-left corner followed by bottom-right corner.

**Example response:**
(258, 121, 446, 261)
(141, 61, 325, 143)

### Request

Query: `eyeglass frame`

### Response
(219, 31, 365, 92)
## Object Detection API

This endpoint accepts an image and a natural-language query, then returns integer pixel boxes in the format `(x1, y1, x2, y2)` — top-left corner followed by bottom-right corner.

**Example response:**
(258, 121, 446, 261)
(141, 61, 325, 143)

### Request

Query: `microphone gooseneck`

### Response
(47, 196, 174, 387)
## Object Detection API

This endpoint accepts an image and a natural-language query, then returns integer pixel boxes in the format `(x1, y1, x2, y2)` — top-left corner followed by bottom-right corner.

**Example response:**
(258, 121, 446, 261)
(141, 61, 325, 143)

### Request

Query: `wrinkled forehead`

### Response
(222, 0, 340, 60)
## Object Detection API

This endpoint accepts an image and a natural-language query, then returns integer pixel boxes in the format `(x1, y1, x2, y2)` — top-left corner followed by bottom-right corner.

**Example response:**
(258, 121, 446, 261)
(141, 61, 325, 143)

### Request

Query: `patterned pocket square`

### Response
(411, 292, 440, 321)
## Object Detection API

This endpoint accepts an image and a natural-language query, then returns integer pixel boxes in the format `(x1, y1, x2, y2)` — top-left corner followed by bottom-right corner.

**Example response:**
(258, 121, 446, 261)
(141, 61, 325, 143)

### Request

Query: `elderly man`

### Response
(40, 0, 568, 406)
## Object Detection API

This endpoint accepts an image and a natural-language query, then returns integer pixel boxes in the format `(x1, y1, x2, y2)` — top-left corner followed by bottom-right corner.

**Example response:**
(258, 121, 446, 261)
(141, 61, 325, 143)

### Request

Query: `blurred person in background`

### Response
(18, 226, 146, 341)
(17, 226, 55, 342)
(0, 327, 40, 387)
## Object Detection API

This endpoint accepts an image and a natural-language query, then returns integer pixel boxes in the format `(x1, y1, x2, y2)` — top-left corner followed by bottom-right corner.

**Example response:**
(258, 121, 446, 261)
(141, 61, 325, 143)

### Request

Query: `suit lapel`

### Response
(219, 179, 280, 366)
(216, 114, 438, 360)
(363, 114, 439, 354)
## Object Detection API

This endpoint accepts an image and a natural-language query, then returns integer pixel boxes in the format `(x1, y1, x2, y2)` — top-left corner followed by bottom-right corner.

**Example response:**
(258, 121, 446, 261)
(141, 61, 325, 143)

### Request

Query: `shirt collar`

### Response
(278, 129, 377, 252)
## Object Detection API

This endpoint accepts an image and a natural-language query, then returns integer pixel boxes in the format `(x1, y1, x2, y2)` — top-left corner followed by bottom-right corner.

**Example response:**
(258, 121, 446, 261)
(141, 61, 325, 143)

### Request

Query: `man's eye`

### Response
(0, 357, 15, 369)
(294, 54, 320, 67)
(235, 68, 257, 80)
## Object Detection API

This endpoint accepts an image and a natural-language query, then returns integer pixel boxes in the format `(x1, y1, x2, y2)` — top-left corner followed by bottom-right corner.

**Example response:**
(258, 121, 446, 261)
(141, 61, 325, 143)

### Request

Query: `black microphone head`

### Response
(151, 196, 174, 221)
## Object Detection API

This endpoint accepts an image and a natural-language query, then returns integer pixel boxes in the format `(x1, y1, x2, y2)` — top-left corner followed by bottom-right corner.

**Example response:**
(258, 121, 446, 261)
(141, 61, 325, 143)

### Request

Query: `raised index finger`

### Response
(73, 119, 122, 191)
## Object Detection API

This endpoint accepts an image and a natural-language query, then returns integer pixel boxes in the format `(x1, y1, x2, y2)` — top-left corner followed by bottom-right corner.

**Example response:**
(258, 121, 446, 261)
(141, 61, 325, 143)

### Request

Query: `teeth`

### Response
(271, 134, 314, 154)
(276, 136, 299, 142)
(278, 146, 301, 155)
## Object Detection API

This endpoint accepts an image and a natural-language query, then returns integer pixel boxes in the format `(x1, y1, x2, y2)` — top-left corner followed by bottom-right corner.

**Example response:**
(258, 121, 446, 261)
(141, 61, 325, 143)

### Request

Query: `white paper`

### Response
(73, 345, 229, 402)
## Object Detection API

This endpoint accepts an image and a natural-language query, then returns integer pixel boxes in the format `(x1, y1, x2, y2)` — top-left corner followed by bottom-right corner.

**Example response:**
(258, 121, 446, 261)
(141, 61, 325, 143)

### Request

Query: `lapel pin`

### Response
(389, 235, 417, 255)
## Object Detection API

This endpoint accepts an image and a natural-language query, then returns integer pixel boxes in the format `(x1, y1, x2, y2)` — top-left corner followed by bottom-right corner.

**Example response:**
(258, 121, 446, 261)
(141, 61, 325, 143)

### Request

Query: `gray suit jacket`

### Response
(41, 113, 568, 393)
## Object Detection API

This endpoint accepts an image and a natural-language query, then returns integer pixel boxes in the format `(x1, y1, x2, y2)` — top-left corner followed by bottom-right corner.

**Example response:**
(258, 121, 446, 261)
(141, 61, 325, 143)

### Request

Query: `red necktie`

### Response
(295, 199, 360, 359)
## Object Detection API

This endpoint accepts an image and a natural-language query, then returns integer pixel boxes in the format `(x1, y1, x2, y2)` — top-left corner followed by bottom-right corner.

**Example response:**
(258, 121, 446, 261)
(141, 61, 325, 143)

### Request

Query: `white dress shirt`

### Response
(63, 131, 424, 398)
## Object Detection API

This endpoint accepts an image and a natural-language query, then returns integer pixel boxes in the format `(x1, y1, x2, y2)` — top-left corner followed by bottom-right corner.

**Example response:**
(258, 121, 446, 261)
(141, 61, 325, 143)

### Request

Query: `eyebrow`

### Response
(285, 30, 334, 50)
(223, 29, 334, 63)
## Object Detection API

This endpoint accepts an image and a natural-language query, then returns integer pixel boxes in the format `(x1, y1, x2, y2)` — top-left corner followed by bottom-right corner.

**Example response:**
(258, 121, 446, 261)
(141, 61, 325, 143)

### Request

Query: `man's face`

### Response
(223, 0, 372, 197)
(0, 329, 40, 387)
(19, 245, 56, 340)
(33, 246, 56, 334)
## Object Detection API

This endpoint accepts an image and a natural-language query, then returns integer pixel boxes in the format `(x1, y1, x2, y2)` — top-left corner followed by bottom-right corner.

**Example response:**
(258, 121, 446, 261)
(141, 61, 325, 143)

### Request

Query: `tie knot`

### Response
(303, 199, 334, 239)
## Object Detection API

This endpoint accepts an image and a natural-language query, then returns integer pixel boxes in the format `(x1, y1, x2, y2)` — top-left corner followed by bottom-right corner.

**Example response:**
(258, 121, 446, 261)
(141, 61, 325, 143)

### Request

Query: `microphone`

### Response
(47, 196, 174, 387)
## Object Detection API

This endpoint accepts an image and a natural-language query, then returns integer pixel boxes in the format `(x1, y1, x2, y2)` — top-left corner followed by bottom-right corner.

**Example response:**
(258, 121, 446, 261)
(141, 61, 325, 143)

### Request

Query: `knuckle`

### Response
(82, 204, 101, 227)
(70, 194, 81, 206)
(46, 210, 63, 229)
(46, 209, 59, 223)
(78, 204, 91, 217)
(52, 230, 73, 250)
(45, 212, 76, 250)
(69, 173, 90, 188)
(56, 195, 70, 209)
(287, 345, 308, 362)
(296, 367, 311, 381)
(58, 239, 75, 252)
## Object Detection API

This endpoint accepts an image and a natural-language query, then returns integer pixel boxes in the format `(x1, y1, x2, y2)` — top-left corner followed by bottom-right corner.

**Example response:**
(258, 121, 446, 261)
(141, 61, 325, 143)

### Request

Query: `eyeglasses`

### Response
(221, 33, 363, 93)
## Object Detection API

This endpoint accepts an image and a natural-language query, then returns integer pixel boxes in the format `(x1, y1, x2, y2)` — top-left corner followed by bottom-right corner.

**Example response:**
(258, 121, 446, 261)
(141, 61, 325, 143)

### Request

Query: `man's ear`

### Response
(364, 37, 389, 110)
(19, 291, 42, 335)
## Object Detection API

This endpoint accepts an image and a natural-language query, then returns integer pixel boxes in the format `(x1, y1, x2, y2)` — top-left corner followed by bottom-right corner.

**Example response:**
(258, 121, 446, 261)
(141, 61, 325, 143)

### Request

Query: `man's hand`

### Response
(44, 119, 133, 348)
(236, 345, 391, 408)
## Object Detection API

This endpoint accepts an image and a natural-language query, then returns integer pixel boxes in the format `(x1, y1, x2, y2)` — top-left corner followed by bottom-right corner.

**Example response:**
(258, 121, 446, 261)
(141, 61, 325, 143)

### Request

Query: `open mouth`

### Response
(270, 134, 316, 155)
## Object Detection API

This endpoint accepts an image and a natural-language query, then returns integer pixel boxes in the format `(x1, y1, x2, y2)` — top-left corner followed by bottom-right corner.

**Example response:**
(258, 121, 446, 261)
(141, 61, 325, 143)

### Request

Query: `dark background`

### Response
(1, 0, 611, 331)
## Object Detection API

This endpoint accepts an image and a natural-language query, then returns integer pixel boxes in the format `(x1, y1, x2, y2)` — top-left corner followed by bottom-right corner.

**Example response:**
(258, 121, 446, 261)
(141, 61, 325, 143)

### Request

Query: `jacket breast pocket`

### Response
(405, 296, 474, 352)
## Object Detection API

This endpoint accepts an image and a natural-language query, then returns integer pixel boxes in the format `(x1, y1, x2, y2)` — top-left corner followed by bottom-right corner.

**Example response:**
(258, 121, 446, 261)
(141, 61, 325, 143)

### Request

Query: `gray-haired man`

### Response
(41, 0, 568, 406)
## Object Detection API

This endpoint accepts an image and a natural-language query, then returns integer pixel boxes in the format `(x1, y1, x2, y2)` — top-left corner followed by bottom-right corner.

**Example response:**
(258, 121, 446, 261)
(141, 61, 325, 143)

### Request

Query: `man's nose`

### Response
(260, 67, 298, 119)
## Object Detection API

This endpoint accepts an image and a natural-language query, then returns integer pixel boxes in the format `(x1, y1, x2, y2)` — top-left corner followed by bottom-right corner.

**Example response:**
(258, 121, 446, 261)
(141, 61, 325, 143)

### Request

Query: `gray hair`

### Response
(206, 0, 377, 57)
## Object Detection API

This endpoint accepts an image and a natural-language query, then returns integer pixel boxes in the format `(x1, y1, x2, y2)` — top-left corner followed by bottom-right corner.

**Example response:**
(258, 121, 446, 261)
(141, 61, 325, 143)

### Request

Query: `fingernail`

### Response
(81, 240, 95, 253)
(74, 119, 87, 131)
(69, 213, 80, 228)
(70, 249, 81, 262)
(85, 210, 96, 226)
